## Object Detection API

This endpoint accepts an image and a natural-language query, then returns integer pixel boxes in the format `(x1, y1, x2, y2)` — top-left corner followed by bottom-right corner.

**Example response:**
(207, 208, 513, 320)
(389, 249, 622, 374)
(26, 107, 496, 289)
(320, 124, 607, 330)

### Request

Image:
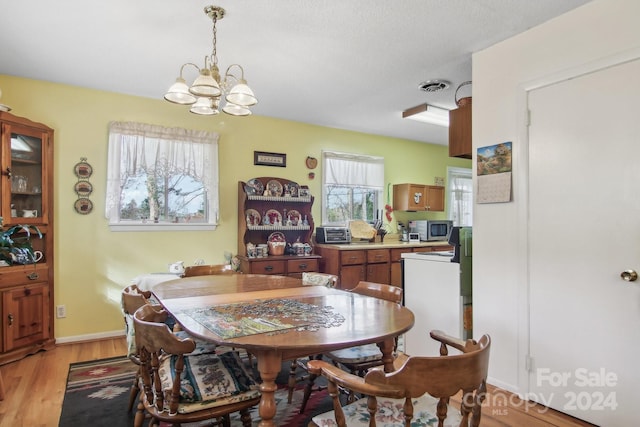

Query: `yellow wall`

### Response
(0, 75, 470, 339)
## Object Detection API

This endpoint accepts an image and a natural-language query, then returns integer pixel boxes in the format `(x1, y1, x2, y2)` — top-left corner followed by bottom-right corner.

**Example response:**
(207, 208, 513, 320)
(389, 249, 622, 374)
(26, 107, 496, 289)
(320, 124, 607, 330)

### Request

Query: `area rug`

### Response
(59, 355, 332, 427)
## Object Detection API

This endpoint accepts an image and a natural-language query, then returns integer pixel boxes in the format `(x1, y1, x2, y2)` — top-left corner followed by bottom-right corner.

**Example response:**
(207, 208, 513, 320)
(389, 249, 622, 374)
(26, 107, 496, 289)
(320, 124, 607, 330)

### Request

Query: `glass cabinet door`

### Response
(7, 127, 44, 222)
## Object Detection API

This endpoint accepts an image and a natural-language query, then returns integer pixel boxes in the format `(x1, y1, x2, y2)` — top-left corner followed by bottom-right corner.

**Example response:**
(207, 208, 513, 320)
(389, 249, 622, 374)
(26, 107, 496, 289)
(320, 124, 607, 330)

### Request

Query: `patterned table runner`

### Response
(180, 298, 345, 339)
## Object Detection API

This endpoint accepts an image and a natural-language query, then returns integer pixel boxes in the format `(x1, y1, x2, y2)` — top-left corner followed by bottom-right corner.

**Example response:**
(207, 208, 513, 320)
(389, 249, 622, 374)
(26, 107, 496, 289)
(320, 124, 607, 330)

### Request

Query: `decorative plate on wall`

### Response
(74, 198, 93, 215)
(305, 156, 318, 169)
(74, 160, 93, 179)
(74, 180, 93, 197)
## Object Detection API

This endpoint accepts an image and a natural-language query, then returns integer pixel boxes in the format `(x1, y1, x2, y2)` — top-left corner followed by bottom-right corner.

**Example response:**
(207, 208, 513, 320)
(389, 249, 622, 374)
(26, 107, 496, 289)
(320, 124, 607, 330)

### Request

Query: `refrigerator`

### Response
(400, 226, 472, 356)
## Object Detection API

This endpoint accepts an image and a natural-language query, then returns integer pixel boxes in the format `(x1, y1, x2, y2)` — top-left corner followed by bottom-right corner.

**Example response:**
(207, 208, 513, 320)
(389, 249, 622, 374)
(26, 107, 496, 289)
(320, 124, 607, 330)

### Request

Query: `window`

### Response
(322, 151, 384, 225)
(105, 122, 219, 231)
(447, 167, 473, 226)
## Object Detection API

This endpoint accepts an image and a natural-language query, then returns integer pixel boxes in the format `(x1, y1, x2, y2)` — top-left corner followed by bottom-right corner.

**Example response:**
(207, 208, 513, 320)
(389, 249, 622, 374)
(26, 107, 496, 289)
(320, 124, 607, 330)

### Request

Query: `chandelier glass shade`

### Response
(164, 5, 257, 116)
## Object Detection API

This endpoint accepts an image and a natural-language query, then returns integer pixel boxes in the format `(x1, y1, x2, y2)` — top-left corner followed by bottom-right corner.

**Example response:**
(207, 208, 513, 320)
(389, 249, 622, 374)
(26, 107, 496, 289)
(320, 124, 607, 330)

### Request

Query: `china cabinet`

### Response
(0, 112, 55, 364)
(237, 178, 320, 277)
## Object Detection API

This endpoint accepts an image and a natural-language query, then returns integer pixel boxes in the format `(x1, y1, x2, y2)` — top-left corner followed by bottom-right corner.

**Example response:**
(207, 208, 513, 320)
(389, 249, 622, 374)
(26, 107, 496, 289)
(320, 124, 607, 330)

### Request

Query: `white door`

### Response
(528, 58, 640, 426)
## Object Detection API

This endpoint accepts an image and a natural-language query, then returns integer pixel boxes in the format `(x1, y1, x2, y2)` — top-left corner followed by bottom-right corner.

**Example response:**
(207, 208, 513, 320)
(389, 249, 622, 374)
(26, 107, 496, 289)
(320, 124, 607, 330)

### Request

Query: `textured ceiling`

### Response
(0, 0, 591, 145)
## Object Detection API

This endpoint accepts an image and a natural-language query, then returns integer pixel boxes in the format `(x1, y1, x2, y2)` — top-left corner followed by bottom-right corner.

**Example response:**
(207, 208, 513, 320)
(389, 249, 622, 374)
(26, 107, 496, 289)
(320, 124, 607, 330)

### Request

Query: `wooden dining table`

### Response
(152, 274, 415, 427)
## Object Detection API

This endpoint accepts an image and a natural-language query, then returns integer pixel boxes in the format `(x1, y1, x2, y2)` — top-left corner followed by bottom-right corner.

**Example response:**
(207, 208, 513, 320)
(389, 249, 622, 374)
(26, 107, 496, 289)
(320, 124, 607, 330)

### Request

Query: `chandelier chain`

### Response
(211, 13, 218, 68)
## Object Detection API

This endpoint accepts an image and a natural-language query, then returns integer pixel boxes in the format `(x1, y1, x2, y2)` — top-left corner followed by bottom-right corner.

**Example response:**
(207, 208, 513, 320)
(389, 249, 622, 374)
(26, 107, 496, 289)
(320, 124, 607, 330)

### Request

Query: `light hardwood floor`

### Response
(0, 337, 596, 427)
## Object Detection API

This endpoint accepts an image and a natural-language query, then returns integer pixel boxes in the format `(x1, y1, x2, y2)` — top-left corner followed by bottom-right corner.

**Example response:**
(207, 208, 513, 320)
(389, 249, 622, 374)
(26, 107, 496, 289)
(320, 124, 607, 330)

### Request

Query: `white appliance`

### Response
(401, 251, 463, 356)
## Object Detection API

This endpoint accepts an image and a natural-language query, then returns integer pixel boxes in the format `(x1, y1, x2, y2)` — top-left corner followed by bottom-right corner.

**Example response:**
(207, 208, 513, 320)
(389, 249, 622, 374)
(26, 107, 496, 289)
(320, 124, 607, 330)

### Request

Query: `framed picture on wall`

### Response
(254, 151, 287, 167)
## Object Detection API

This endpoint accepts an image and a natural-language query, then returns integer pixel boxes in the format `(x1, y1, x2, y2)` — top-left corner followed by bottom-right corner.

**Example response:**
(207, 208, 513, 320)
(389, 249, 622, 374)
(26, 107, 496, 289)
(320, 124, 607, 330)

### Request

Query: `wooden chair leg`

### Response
(300, 371, 318, 413)
(0, 368, 5, 401)
(239, 408, 253, 427)
(127, 369, 140, 412)
(287, 359, 298, 403)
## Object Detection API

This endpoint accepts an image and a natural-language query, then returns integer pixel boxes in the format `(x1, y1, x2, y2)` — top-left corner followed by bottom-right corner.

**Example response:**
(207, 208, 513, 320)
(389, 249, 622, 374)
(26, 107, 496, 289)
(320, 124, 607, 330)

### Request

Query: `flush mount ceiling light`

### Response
(164, 5, 257, 116)
(402, 104, 450, 127)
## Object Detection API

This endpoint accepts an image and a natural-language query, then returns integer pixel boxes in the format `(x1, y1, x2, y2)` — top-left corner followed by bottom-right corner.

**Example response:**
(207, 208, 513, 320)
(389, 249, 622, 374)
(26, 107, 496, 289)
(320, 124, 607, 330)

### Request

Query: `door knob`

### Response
(620, 269, 638, 282)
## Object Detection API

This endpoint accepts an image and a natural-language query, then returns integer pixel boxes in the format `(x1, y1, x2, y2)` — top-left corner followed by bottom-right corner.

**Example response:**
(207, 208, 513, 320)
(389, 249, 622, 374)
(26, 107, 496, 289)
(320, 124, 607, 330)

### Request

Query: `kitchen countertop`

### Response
(314, 236, 452, 250)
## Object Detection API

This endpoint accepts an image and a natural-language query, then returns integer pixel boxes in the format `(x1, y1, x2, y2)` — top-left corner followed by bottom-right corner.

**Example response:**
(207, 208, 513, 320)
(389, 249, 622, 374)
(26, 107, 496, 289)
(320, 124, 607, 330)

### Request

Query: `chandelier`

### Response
(164, 5, 257, 116)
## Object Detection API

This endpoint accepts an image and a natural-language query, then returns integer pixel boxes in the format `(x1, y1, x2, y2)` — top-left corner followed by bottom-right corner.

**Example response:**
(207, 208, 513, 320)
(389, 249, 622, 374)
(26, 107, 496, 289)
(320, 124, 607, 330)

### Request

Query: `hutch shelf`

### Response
(237, 178, 320, 277)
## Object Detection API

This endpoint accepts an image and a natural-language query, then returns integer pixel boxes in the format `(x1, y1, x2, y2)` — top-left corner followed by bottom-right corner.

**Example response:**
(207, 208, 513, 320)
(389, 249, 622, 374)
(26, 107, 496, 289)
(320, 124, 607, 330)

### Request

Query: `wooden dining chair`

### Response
(133, 304, 262, 427)
(182, 263, 236, 277)
(286, 272, 339, 404)
(308, 330, 491, 427)
(298, 280, 403, 411)
(121, 284, 221, 413)
(121, 284, 159, 412)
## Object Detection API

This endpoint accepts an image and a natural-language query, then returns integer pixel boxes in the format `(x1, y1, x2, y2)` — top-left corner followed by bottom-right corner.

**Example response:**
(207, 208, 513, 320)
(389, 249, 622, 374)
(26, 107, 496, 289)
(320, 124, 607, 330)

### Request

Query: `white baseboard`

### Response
(488, 376, 519, 394)
(55, 330, 125, 344)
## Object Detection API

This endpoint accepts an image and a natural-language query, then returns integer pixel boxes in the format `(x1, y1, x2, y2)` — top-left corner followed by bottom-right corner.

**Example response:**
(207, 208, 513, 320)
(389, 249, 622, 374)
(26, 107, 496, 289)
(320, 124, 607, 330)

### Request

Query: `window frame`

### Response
(105, 122, 220, 232)
(321, 150, 384, 226)
(447, 166, 473, 226)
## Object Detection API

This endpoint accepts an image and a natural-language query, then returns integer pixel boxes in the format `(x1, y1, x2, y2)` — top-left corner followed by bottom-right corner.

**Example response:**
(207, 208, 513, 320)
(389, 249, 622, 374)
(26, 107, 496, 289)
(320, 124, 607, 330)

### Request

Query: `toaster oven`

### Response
(315, 227, 352, 244)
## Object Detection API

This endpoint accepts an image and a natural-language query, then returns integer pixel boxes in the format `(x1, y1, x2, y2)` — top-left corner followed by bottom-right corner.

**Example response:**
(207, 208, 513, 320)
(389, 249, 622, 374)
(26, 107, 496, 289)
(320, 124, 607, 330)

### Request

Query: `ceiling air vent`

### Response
(418, 79, 450, 93)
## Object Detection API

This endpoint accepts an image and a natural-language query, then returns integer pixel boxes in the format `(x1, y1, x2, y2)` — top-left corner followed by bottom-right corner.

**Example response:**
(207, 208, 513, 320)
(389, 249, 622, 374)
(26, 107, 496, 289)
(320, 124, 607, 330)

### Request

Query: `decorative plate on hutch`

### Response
(245, 209, 261, 226)
(244, 178, 264, 196)
(265, 209, 282, 225)
(265, 180, 283, 197)
(286, 209, 301, 226)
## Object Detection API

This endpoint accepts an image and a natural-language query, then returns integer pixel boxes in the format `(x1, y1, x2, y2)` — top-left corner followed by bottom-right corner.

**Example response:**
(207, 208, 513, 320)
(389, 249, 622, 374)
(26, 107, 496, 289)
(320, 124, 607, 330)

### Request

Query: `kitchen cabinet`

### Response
(0, 112, 55, 364)
(317, 243, 454, 290)
(393, 183, 445, 212)
(424, 185, 445, 211)
(366, 249, 390, 284)
(237, 178, 320, 277)
(448, 98, 472, 159)
(390, 248, 413, 287)
(316, 247, 390, 290)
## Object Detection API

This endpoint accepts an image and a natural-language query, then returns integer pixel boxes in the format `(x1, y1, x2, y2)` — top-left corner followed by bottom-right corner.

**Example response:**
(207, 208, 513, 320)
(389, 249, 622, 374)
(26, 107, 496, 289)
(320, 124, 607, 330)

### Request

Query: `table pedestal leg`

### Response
(256, 350, 282, 427)
(377, 338, 396, 373)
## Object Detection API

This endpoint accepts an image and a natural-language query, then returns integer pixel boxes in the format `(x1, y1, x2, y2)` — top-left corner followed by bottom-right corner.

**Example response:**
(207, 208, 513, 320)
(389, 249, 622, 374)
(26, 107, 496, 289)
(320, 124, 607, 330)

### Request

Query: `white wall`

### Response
(473, 0, 640, 392)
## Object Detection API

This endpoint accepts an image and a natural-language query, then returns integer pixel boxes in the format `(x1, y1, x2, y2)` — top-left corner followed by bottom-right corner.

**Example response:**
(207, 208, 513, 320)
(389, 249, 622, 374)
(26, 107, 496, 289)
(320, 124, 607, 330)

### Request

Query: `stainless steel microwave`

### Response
(412, 220, 453, 241)
(315, 227, 351, 244)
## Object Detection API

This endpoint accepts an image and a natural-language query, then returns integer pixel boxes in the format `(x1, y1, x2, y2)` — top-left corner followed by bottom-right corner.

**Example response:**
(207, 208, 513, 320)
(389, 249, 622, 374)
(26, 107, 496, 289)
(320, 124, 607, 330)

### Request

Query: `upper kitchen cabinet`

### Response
(0, 111, 55, 364)
(449, 97, 472, 159)
(393, 183, 445, 212)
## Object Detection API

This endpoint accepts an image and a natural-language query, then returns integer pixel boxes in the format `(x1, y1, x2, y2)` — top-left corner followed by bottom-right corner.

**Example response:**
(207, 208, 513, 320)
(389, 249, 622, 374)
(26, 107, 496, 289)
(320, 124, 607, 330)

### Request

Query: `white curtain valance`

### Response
(105, 121, 219, 219)
(323, 150, 384, 189)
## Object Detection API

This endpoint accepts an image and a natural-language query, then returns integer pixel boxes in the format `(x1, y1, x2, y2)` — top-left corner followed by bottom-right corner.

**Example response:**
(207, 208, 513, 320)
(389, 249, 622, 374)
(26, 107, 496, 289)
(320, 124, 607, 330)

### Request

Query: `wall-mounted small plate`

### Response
(74, 180, 93, 196)
(74, 198, 93, 215)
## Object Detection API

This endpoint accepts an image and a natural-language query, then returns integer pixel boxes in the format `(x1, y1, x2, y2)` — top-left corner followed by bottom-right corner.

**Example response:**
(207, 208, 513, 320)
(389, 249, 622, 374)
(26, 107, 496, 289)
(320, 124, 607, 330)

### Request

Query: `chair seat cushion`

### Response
(158, 350, 260, 414)
(328, 343, 382, 364)
(311, 394, 463, 427)
(302, 272, 337, 287)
